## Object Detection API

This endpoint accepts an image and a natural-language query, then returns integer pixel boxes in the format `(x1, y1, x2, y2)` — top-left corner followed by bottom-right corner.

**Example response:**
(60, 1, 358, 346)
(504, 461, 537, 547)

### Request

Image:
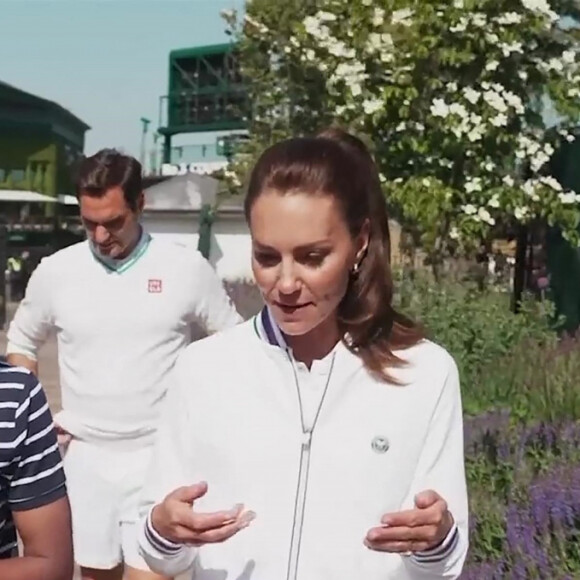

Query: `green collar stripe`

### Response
(92, 233, 151, 274)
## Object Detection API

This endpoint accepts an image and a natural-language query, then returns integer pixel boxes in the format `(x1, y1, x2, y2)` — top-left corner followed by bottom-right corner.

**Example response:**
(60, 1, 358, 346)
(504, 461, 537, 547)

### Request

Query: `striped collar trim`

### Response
(90, 228, 151, 274)
(253, 306, 288, 349)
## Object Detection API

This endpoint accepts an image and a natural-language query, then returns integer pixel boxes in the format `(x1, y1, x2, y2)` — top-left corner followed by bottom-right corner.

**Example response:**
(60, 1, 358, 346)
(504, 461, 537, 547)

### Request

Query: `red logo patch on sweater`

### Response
(148, 279, 163, 293)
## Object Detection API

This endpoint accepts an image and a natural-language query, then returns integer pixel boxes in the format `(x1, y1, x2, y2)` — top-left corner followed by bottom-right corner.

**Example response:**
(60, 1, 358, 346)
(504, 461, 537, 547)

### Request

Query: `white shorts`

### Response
(63, 438, 154, 571)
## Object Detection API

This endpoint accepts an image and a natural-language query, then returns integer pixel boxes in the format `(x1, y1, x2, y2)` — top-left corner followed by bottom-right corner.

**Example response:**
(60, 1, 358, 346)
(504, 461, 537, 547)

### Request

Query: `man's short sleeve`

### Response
(8, 372, 66, 511)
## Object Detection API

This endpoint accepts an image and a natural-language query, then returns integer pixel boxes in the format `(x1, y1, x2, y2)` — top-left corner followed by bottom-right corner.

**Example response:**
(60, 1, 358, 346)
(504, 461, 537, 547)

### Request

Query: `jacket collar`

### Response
(253, 306, 352, 366)
(254, 306, 288, 350)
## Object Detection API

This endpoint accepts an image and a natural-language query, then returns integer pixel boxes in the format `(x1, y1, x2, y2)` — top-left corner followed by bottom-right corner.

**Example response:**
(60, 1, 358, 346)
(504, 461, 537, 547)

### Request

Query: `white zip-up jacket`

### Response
(138, 309, 468, 579)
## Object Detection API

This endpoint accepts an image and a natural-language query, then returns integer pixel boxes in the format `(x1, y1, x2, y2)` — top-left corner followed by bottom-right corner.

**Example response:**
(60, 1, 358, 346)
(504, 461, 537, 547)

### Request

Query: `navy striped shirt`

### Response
(0, 362, 66, 558)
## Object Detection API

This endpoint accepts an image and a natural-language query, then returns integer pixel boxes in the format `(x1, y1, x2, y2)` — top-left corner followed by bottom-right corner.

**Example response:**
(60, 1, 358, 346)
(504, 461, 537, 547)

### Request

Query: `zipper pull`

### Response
(301, 430, 312, 449)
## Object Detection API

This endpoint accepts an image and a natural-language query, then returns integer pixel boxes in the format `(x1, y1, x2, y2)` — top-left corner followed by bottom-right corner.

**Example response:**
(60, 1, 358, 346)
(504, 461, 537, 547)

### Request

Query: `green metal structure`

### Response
(158, 43, 248, 163)
(546, 131, 580, 333)
(0, 81, 90, 198)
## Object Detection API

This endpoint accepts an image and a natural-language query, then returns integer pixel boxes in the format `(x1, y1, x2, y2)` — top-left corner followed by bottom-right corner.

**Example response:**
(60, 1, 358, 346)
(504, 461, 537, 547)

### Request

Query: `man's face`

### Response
(79, 186, 143, 259)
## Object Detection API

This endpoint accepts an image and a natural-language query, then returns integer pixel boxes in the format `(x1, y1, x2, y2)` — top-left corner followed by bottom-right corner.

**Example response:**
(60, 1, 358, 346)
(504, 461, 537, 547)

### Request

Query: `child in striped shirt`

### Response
(0, 362, 73, 580)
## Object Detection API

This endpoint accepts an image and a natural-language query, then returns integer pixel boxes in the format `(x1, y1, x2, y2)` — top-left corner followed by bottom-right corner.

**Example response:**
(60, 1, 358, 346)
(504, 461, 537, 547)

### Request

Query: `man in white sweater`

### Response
(5, 149, 242, 580)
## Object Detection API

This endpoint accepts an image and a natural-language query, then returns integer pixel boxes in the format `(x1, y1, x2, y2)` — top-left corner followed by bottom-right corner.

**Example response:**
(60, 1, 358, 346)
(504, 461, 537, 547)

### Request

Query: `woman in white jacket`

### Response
(137, 128, 469, 580)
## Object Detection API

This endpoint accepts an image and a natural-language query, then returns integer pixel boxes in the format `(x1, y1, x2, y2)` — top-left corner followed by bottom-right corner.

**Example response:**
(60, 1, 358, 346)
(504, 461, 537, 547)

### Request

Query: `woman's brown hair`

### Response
(244, 128, 424, 382)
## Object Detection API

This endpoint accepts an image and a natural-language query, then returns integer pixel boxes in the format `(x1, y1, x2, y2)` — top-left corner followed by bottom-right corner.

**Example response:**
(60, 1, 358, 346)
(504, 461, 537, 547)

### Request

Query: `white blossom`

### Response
(478, 206, 496, 225)
(331, 62, 367, 86)
(514, 206, 529, 220)
(463, 87, 481, 104)
(449, 226, 460, 240)
(485, 60, 499, 72)
(471, 13, 487, 28)
(530, 150, 550, 171)
(558, 191, 580, 204)
(316, 10, 337, 22)
(430, 98, 450, 117)
(303, 15, 324, 37)
(224, 168, 241, 187)
(503, 91, 525, 114)
(450, 17, 468, 33)
(465, 177, 483, 193)
(491, 113, 509, 127)
(449, 102, 469, 118)
(562, 50, 576, 64)
(367, 32, 393, 53)
(467, 127, 485, 142)
(484, 90, 508, 113)
(392, 8, 414, 26)
(488, 194, 501, 208)
(539, 175, 562, 191)
(501, 42, 524, 57)
(523, 180, 539, 198)
(462, 204, 477, 215)
(372, 8, 385, 26)
(521, 0, 559, 24)
(244, 14, 268, 34)
(362, 98, 383, 115)
(496, 12, 523, 25)
(327, 40, 355, 59)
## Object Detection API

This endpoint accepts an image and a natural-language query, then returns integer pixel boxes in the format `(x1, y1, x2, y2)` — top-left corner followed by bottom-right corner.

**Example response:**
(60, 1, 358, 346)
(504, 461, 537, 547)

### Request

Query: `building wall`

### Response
(141, 212, 253, 281)
(0, 135, 57, 195)
(0, 133, 81, 197)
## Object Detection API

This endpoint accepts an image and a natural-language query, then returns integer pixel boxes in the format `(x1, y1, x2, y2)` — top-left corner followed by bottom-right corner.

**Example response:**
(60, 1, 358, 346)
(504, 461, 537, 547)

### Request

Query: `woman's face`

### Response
(250, 190, 368, 337)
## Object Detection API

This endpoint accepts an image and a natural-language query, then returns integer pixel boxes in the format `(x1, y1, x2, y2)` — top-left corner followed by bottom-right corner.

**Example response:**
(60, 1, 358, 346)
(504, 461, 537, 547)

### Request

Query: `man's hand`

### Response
(54, 424, 72, 452)
(365, 490, 454, 554)
(151, 482, 255, 546)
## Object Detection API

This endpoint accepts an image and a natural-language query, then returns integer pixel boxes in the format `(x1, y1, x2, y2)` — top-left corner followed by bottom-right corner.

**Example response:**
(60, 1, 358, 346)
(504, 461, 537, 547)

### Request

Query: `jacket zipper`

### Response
(285, 351, 336, 580)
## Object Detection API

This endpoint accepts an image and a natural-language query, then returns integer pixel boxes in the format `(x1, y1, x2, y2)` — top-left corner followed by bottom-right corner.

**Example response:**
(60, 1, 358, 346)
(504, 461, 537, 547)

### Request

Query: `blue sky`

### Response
(0, 0, 244, 158)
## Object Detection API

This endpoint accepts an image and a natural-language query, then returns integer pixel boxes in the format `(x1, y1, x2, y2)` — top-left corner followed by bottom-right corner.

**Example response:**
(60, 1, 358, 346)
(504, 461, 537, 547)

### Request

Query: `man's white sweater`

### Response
(6, 237, 241, 448)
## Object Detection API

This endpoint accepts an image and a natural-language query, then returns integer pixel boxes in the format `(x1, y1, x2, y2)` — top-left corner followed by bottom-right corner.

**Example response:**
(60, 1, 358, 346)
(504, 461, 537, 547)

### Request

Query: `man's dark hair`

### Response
(75, 149, 143, 211)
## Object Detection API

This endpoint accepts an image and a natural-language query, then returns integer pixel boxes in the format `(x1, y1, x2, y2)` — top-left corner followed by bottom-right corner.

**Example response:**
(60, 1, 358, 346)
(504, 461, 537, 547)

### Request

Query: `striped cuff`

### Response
(410, 522, 459, 563)
(145, 507, 183, 555)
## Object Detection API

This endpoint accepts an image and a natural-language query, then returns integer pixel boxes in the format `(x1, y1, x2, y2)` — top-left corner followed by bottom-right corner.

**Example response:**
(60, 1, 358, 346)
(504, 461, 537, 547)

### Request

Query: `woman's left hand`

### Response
(365, 490, 454, 554)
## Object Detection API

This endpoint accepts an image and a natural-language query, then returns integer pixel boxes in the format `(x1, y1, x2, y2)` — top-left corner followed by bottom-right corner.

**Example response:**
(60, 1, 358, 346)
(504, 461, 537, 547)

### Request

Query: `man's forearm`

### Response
(6, 353, 38, 375)
(0, 557, 73, 580)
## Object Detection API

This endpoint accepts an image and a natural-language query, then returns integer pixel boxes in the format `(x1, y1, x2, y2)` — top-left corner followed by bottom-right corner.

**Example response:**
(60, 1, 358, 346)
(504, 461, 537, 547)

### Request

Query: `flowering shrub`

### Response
(223, 0, 580, 259)
(463, 414, 580, 578)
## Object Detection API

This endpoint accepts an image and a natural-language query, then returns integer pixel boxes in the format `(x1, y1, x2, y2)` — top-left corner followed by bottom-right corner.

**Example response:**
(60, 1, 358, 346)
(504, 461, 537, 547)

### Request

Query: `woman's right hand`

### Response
(150, 481, 255, 546)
